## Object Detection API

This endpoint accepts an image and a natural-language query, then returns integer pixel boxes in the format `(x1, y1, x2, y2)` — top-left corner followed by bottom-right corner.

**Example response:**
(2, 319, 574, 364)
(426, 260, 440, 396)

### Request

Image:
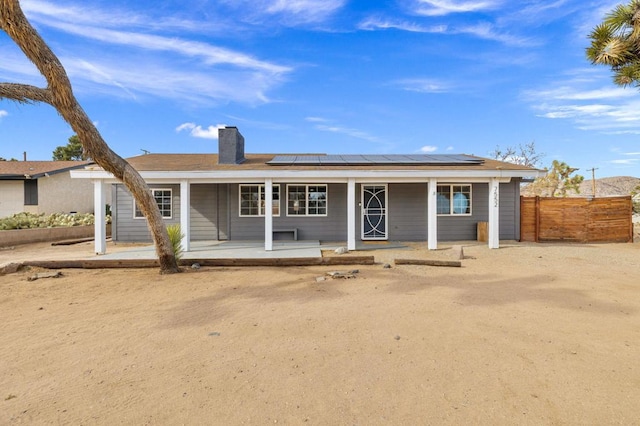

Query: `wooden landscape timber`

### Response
(51, 237, 97, 246)
(394, 258, 462, 267)
(20, 256, 375, 270)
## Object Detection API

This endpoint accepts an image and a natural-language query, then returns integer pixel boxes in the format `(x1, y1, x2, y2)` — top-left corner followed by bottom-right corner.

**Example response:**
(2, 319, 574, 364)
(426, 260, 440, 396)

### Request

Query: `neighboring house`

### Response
(0, 160, 96, 218)
(72, 127, 545, 254)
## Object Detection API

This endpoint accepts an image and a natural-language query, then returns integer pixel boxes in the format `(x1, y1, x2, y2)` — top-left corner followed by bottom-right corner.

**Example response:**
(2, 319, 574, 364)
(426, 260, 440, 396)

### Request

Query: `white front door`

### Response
(361, 185, 388, 240)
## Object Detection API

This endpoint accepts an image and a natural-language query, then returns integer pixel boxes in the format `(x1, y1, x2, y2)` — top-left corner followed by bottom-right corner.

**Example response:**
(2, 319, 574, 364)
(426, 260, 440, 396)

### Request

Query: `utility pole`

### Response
(587, 167, 598, 197)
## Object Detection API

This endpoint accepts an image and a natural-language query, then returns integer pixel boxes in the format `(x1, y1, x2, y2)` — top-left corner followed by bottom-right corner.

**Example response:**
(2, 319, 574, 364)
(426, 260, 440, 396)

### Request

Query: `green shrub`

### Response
(0, 212, 110, 230)
(166, 224, 184, 261)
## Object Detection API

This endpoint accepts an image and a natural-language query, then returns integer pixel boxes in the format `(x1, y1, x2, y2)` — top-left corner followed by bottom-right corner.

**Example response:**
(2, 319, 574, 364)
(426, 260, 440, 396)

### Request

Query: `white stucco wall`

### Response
(0, 181, 23, 218)
(38, 172, 98, 214)
(0, 171, 111, 218)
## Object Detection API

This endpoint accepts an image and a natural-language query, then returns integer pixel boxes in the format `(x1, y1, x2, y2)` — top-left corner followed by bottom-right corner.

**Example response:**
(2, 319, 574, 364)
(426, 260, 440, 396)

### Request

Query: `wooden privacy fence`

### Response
(520, 196, 633, 243)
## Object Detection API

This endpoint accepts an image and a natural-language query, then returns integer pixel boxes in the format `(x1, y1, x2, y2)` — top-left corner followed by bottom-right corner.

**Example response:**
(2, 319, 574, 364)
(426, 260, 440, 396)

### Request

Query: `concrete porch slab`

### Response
(97, 240, 323, 260)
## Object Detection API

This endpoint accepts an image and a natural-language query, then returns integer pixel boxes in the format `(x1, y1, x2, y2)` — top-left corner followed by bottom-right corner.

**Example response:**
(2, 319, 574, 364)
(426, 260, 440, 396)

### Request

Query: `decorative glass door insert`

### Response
(362, 185, 387, 240)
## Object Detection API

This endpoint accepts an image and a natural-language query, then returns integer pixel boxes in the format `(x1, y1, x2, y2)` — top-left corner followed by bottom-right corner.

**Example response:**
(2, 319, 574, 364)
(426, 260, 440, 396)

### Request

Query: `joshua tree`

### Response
(0, 0, 179, 273)
(587, 0, 640, 87)
(528, 160, 584, 197)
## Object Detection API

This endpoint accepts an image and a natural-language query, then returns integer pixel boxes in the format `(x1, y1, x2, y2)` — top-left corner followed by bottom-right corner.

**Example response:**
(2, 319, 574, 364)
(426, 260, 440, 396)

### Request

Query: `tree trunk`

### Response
(0, 0, 179, 273)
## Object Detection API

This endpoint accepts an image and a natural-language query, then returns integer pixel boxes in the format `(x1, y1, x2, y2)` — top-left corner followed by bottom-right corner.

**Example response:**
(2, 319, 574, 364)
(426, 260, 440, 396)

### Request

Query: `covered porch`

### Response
(85, 176, 508, 256)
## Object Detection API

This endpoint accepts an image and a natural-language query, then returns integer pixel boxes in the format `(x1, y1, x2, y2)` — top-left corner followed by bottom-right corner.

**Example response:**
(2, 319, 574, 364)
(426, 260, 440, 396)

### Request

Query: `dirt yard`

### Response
(1, 240, 639, 425)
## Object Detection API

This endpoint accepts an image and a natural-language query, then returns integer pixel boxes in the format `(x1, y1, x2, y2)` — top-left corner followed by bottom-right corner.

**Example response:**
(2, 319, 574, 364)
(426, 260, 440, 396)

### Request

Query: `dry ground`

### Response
(1, 240, 639, 425)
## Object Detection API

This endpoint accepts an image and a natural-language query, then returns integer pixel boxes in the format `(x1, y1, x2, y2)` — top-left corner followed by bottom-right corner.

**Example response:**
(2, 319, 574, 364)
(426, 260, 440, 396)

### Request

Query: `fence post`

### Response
(535, 196, 540, 242)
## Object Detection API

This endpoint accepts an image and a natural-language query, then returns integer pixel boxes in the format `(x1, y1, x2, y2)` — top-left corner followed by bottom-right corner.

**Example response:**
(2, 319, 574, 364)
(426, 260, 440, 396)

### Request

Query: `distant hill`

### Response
(522, 176, 640, 197)
(576, 176, 640, 198)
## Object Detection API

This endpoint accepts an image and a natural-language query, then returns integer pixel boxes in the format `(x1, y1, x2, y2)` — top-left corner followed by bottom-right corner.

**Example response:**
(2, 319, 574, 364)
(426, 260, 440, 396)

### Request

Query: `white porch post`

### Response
(180, 179, 191, 252)
(347, 178, 356, 251)
(427, 178, 438, 250)
(93, 179, 106, 254)
(265, 178, 273, 251)
(488, 178, 500, 249)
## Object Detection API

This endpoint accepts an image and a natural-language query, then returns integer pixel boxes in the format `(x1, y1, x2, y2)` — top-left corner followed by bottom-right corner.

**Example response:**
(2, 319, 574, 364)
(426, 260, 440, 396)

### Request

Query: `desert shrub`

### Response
(166, 224, 184, 261)
(0, 212, 110, 230)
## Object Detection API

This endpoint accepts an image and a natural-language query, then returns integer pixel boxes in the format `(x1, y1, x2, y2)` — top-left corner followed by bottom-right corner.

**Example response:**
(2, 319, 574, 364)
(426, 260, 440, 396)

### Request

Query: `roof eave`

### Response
(72, 168, 545, 181)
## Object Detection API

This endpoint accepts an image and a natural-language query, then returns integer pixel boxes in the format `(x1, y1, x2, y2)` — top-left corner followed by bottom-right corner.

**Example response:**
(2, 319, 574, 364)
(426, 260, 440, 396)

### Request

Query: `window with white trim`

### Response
(287, 184, 327, 216)
(239, 184, 280, 216)
(134, 189, 172, 219)
(437, 185, 471, 215)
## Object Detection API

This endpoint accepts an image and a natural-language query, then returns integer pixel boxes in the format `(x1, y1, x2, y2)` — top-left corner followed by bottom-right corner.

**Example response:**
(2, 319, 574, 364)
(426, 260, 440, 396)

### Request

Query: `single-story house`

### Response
(0, 160, 96, 218)
(71, 127, 545, 254)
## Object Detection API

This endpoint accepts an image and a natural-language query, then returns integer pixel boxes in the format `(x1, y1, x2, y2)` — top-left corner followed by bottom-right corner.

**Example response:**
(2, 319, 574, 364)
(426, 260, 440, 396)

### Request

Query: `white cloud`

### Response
(393, 78, 452, 93)
(419, 145, 438, 152)
(22, 0, 228, 34)
(3, 1, 292, 105)
(0, 110, 7, 118)
(411, 0, 502, 16)
(610, 158, 639, 165)
(0, 51, 43, 83)
(497, 0, 577, 28)
(358, 17, 532, 46)
(358, 17, 447, 33)
(53, 56, 280, 105)
(36, 19, 289, 74)
(574, 1, 622, 38)
(603, 130, 640, 135)
(305, 116, 329, 123)
(176, 123, 224, 139)
(526, 86, 636, 101)
(524, 72, 640, 134)
(75, 59, 138, 100)
(265, 0, 345, 23)
(220, 0, 346, 25)
(314, 124, 380, 143)
(538, 104, 615, 119)
(456, 22, 534, 46)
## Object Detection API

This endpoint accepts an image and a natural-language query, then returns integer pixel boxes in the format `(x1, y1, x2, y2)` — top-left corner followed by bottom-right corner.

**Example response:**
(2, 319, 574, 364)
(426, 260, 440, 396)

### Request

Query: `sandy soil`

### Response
(1, 240, 639, 425)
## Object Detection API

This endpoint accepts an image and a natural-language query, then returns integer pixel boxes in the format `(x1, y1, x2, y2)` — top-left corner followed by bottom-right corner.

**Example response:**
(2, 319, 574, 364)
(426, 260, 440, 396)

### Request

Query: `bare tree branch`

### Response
(490, 141, 544, 168)
(0, 0, 179, 273)
(0, 82, 53, 104)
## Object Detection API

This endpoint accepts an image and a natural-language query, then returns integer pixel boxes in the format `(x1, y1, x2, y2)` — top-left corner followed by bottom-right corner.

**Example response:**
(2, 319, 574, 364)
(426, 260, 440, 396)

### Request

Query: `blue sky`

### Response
(1, 0, 639, 178)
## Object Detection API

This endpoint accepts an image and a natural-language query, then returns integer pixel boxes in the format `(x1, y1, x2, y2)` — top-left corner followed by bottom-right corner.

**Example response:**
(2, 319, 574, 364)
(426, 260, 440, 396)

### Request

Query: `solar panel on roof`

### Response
(295, 155, 322, 163)
(267, 154, 483, 166)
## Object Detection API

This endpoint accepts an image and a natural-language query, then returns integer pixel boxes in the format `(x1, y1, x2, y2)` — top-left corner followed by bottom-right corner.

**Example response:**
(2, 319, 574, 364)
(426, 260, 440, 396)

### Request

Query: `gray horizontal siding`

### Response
(437, 183, 488, 241)
(388, 183, 428, 241)
(113, 184, 180, 242)
(191, 184, 229, 241)
(228, 183, 347, 241)
(354, 182, 519, 242)
(499, 180, 519, 240)
(111, 180, 520, 243)
(436, 181, 518, 241)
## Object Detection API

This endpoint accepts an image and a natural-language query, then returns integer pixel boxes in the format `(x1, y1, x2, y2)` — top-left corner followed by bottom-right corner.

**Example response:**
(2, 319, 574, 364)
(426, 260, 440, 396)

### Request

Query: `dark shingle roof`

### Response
(0, 161, 93, 179)
(118, 153, 539, 173)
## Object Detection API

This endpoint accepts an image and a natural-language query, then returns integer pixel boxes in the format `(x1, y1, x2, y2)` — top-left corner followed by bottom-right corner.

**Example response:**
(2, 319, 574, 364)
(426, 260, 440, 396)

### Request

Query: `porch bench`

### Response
(273, 228, 298, 241)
